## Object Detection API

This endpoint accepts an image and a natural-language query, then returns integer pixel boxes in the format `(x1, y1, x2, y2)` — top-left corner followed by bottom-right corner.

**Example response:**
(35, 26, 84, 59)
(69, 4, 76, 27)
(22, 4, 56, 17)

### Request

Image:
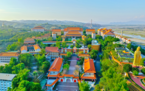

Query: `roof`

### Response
(24, 38, 35, 43)
(84, 59, 96, 73)
(0, 52, 19, 57)
(49, 57, 63, 71)
(21, 46, 27, 51)
(46, 78, 59, 87)
(32, 26, 45, 29)
(0, 73, 16, 80)
(65, 31, 82, 37)
(78, 54, 90, 57)
(81, 73, 96, 79)
(33, 44, 41, 50)
(86, 29, 95, 32)
(52, 29, 61, 32)
(45, 47, 59, 52)
(64, 27, 83, 31)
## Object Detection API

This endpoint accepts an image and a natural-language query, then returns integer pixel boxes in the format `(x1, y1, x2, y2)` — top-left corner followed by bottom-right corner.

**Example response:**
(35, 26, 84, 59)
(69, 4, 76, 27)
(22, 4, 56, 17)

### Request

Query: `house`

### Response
(98, 28, 115, 39)
(81, 58, 96, 82)
(24, 38, 35, 45)
(64, 27, 83, 35)
(86, 29, 95, 35)
(45, 47, 59, 60)
(52, 29, 61, 36)
(0, 73, 16, 91)
(52, 32, 57, 39)
(46, 57, 63, 90)
(31, 26, 45, 32)
(0, 52, 19, 63)
(21, 44, 41, 54)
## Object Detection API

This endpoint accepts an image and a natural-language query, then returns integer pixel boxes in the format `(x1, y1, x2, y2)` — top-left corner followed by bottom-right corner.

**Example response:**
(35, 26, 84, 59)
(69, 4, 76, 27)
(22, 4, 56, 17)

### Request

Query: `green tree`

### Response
(48, 37, 53, 41)
(133, 70, 139, 76)
(79, 80, 90, 91)
(89, 49, 98, 59)
(39, 48, 46, 55)
(140, 58, 145, 66)
(62, 42, 68, 48)
(35, 54, 46, 66)
(18, 53, 33, 68)
(87, 44, 91, 49)
(67, 51, 72, 58)
(70, 45, 74, 48)
(141, 68, 145, 75)
(56, 36, 62, 41)
(127, 43, 131, 50)
(56, 41, 61, 49)
(12, 63, 25, 74)
(39, 61, 50, 73)
(123, 64, 132, 73)
(63, 64, 69, 70)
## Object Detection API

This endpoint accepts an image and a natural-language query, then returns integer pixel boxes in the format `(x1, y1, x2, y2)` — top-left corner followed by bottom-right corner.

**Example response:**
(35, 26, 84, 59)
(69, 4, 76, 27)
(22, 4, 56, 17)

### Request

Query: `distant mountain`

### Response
(110, 21, 145, 25)
(0, 20, 101, 29)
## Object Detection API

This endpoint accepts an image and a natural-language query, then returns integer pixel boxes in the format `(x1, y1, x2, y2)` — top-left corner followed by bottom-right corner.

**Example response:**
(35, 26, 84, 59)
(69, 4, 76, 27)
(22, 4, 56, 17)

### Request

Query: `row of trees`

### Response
(94, 36, 129, 91)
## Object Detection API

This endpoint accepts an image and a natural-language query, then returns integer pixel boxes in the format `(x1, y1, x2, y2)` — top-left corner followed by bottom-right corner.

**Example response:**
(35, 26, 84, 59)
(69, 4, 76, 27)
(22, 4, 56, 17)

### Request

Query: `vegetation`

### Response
(123, 64, 132, 73)
(89, 49, 98, 59)
(79, 80, 90, 91)
(141, 68, 145, 75)
(63, 64, 69, 70)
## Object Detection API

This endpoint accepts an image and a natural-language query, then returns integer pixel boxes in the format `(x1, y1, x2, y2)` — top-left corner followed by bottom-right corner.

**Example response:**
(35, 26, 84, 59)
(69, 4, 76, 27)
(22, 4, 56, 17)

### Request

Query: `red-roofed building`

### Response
(46, 57, 63, 90)
(81, 58, 96, 82)
(45, 47, 59, 60)
(31, 26, 45, 32)
(98, 28, 115, 39)
(52, 29, 61, 35)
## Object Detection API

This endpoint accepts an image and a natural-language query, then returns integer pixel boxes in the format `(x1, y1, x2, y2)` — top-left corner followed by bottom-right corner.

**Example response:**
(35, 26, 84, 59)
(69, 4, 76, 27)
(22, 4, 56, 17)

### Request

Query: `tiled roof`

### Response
(65, 31, 82, 36)
(86, 29, 95, 32)
(46, 78, 59, 87)
(45, 47, 59, 52)
(33, 44, 41, 50)
(78, 54, 90, 57)
(0, 52, 19, 57)
(81, 73, 96, 79)
(64, 27, 83, 31)
(49, 57, 63, 71)
(84, 59, 96, 73)
(21, 46, 27, 51)
(32, 26, 45, 29)
(52, 29, 61, 32)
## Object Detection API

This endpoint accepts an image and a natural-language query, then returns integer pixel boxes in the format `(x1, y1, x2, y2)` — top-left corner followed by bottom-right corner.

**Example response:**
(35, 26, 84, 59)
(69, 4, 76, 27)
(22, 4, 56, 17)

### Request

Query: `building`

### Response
(21, 44, 41, 54)
(24, 38, 35, 45)
(52, 29, 61, 36)
(0, 73, 16, 91)
(0, 52, 19, 63)
(46, 57, 63, 90)
(45, 47, 59, 60)
(97, 28, 115, 39)
(86, 29, 95, 35)
(91, 40, 100, 51)
(81, 58, 96, 82)
(52, 32, 57, 39)
(31, 26, 45, 32)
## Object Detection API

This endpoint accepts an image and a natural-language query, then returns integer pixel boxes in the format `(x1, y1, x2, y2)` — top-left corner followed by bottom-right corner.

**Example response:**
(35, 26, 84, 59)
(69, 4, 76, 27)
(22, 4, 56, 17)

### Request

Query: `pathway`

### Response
(67, 56, 77, 74)
(129, 73, 145, 90)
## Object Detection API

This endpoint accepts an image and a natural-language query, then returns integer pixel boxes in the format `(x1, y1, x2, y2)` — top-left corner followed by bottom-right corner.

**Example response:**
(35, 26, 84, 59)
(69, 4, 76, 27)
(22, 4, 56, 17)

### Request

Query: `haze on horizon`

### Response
(0, 0, 145, 24)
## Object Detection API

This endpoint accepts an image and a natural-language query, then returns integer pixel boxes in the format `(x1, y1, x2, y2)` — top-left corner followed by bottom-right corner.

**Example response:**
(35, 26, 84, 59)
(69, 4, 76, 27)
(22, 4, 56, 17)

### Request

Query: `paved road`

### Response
(55, 82, 79, 91)
(67, 56, 77, 74)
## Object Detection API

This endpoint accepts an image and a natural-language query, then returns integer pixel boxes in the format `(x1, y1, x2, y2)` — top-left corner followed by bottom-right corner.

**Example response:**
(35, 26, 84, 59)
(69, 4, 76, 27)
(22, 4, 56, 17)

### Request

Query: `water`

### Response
(115, 32, 145, 40)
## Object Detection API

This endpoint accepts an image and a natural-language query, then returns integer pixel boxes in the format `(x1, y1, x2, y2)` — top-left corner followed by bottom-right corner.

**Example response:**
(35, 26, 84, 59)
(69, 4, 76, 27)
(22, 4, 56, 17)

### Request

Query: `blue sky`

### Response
(0, 0, 145, 24)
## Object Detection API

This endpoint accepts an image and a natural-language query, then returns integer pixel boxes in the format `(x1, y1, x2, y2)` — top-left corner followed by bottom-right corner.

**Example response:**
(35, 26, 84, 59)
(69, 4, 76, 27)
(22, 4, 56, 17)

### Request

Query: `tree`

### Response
(18, 53, 33, 68)
(140, 58, 145, 66)
(56, 36, 62, 41)
(123, 64, 132, 73)
(56, 41, 61, 49)
(141, 68, 145, 75)
(62, 42, 67, 48)
(39, 48, 46, 55)
(133, 70, 139, 76)
(89, 49, 98, 59)
(127, 43, 131, 50)
(35, 54, 46, 66)
(87, 44, 91, 49)
(33, 71, 38, 78)
(12, 63, 25, 74)
(9, 57, 18, 66)
(48, 37, 53, 41)
(83, 30, 86, 35)
(39, 61, 50, 73)
(79, 80, 90, 91)
(67, 51, 72, 58)
(70, 45, 74, 48)
(63, 64, 69, 70)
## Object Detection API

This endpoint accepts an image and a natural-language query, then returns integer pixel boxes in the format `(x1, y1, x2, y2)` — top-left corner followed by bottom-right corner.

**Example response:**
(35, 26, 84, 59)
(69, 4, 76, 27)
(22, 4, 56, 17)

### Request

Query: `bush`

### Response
(141, 68, 145, 75)
(133, 70, 139, 76)
(123, 64, 132, 73)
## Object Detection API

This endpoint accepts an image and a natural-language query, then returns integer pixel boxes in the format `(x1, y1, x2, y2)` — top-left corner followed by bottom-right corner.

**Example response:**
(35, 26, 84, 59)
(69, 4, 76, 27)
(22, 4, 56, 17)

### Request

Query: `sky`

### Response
(0, 0, 145, 24)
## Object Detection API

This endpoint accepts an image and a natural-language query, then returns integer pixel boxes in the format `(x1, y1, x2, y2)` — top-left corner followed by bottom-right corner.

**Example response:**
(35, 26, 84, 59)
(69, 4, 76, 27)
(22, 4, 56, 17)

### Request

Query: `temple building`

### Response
(31, 26, 45, 32)
(81, 58, 96, 82)
(62, 27, 83, 40)
(21, 44, 41, 54)
(52, 29, 61, 36)
(91, 40, 100, 51)
(24, 38, 35, 45)
(0, 52, 19, 63)
(45, 47, 59, 60)
(46, 57, 63, 90)
(97, 28, 115, 39)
